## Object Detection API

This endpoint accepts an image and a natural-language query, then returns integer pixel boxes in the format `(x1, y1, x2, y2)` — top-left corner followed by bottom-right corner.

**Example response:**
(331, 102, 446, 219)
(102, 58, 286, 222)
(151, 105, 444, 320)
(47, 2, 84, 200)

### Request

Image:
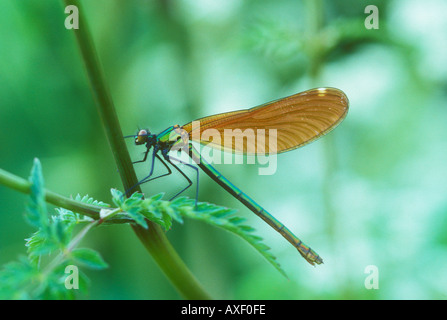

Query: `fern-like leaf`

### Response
(25, 158, 48, 230)
(111, 190, 286, 277)
(175, 198, 287, 278)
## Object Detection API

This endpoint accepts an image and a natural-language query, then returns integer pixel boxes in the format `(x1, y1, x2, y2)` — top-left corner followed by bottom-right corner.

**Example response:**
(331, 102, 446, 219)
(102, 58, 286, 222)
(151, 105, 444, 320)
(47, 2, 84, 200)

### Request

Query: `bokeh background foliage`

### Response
(1, 0, 447, 299)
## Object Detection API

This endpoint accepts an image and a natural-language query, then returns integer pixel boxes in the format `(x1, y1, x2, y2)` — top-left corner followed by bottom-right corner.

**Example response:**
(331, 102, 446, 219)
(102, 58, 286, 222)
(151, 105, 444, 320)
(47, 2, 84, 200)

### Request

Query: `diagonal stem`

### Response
(62, 0, 210, 299)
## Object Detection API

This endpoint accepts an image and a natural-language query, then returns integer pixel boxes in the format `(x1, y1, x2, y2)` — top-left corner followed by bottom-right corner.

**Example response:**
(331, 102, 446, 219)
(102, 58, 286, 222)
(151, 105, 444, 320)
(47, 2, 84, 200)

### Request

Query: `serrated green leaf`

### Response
(71, 248, 108, 270)
(0, 256, 40, 299)
(179, 201, 287, 277)
(25, 158, 48, 229)
(129, 191, 144, 200)
(51, 218, 71, 248)
(170, 196, 194, 207)
(124, 195, 143, 208)
(126, 207, 148, 229)
(228, 216, 246, 225)
(209, 208, 234, 218)
(107, 190, 286, 277)
(74, 194, 110, 209)
(111, 188, 124, 207)
(148, 193, 164, 201)
(25, 230, 59, 263)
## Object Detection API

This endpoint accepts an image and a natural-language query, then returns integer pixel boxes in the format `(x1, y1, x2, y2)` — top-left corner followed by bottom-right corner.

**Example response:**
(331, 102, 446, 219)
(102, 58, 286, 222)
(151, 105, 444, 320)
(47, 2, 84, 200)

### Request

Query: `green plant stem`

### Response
(43, 219, 100, 278)
(0, 167, 101, 219)
(0, 166, 139, 226)
(62, 0, 211, 299)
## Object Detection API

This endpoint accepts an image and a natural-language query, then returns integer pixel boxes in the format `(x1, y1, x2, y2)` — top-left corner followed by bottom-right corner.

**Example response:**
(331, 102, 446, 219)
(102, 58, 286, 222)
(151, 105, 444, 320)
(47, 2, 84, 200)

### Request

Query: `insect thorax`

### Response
(157, 125, 189, 151)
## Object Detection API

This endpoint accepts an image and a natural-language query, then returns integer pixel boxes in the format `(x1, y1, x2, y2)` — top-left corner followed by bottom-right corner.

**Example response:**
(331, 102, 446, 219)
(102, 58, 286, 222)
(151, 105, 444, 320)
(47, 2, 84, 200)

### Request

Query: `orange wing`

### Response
(182, 88, 349, 155)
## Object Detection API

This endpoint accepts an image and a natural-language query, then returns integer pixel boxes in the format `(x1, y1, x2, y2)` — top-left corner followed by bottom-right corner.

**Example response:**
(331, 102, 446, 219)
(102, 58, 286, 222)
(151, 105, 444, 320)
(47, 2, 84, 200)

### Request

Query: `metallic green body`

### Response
(187, 143, 322, 265)
(134, 125, 323, 266)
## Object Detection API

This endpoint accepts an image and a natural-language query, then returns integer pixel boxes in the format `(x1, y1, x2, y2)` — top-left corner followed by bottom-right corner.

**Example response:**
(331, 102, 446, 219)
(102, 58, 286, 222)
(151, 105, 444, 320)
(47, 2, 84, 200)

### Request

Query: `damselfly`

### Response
(126, 88, 349, 265)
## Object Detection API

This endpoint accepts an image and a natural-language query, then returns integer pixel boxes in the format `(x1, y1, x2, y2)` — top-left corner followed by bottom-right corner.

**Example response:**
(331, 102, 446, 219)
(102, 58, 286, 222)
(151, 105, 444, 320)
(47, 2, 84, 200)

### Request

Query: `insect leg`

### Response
(165, 154, 199, 205)
(127, 151, 171, 195)
(138, 154, 172, 185)
(132, 146, 151, 164)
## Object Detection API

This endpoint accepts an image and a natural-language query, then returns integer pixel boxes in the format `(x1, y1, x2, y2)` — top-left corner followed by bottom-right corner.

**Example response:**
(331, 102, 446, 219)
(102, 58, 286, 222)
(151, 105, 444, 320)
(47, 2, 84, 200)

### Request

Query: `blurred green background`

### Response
(1, 0, 447, 299)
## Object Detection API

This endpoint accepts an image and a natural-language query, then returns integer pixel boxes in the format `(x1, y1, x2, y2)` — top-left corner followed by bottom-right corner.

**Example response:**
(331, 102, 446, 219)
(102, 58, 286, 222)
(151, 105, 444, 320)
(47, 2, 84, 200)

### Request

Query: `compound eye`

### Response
(135, 129, 148, 145)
